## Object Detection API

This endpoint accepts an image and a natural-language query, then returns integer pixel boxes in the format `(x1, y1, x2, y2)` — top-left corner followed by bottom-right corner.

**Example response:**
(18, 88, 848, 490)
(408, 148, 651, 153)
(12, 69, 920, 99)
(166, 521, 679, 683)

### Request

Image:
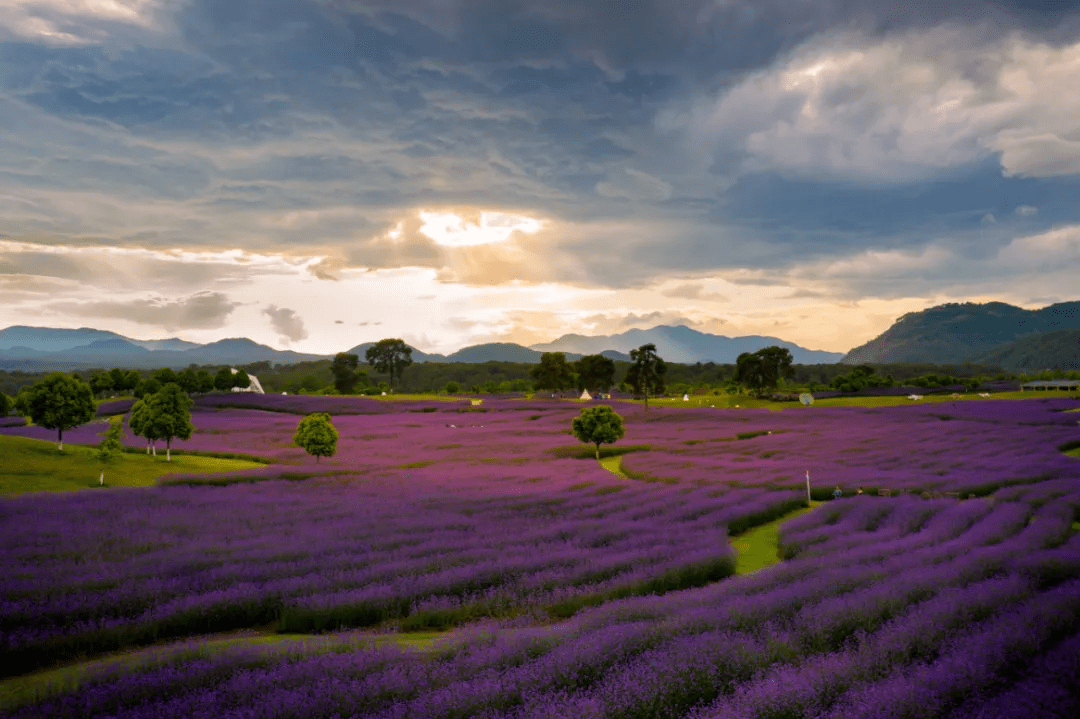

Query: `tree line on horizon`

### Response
(1, 337, 1076, 408)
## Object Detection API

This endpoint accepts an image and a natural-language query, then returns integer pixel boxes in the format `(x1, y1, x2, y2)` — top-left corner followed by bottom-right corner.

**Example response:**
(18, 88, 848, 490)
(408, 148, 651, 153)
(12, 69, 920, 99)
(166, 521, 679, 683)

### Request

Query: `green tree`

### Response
(625, 344, 667, 410)
(293, 412, 338, 463)
(530, 352, 575, 392)
(444, 381, 461, 395)
(196, 370, 215, 394)
(128, 398, 158, 455)
(734, 346, 795, 396)
(365, 339, 413, 391)
(571, 405, 626, 459)
(134, 377, 162, 399)
(233, 369, 251, 390)
(89, 371, 114, 399)
(214, 367, 234, 392)
(14, 373, 96, 451)
(95, 416, 126, 486)
(145, 383, 194, 461)
(153, 368, 178, 386)
(109, 367, 129, 392)
(0, 391, 12, 416)
(330, 352, 361, 394)
(176, 367, 200, 395)
(574, 354, 616, 393)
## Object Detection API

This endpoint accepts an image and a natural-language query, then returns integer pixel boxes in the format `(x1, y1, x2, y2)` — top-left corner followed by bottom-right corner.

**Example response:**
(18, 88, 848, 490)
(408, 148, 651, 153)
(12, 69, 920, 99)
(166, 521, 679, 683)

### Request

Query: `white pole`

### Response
(806, 470, 811, 506)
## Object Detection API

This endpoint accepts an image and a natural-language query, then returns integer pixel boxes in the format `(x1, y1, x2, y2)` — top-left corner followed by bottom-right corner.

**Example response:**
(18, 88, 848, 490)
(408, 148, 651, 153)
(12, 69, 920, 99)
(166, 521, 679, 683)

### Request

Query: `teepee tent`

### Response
(580, 389, 592, 400)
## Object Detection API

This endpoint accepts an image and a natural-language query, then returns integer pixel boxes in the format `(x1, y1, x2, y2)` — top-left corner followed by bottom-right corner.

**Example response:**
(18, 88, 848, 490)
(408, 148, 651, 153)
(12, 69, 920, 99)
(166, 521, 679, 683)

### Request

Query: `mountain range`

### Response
(0, 324, 840, 371)
(1, 300, 1076, 372)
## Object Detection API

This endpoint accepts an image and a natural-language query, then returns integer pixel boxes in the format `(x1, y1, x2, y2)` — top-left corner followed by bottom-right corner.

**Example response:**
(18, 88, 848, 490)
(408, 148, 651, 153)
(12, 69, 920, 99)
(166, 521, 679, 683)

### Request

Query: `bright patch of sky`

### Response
(0, 0, 1077, 355)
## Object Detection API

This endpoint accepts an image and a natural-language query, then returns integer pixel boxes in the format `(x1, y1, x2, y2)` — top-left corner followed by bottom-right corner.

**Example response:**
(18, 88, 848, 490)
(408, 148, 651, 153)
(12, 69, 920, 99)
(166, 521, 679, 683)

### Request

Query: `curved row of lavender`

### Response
(7, 495, 1079, 718)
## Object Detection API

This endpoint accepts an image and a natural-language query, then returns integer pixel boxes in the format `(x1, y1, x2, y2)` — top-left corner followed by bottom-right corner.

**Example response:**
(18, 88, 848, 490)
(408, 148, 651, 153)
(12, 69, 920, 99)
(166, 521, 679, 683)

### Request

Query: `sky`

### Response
(1, 0, 1079, 356)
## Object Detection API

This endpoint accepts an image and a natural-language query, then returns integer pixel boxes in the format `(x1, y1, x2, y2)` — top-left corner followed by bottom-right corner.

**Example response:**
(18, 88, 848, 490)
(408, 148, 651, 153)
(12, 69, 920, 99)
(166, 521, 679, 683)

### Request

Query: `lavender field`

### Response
(2, 394, 1080, 718)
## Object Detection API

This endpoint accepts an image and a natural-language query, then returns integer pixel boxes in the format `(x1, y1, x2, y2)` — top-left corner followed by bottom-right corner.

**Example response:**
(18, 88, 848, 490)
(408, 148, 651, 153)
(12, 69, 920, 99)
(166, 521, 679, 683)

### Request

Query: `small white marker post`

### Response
(806, 469, 812, 506)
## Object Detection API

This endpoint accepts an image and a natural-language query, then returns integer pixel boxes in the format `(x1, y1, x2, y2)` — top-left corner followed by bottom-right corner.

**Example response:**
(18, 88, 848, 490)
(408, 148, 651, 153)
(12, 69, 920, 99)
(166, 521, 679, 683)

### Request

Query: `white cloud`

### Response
(996, 224, 1080, 270)
(262, 306, 308, 344)
(1015, 205, 1038, 216)
(659, 28, 1080, 182)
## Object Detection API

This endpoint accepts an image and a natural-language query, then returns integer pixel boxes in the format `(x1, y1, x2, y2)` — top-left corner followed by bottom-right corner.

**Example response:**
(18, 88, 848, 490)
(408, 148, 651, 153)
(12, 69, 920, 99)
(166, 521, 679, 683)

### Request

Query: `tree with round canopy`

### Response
(14, 373, 96, 451)
(293, 412, 339, 463)
(571, 405, 626, 460)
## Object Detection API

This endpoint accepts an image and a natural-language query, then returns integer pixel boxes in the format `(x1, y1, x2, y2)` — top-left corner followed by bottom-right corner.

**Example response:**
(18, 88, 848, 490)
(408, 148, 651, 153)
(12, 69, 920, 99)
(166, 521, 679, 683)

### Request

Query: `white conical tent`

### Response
(580, 389, 592, 400)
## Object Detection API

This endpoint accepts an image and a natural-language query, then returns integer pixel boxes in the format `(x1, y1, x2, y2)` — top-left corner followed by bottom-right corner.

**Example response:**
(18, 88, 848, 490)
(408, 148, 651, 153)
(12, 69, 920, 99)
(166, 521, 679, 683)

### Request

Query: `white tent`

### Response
(580, 389, 592, 400)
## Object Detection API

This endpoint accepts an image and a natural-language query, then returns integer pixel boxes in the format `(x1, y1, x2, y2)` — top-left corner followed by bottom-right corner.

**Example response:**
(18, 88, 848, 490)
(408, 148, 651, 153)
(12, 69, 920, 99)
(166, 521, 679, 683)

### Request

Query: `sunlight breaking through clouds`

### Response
(418, 210, 543, 248)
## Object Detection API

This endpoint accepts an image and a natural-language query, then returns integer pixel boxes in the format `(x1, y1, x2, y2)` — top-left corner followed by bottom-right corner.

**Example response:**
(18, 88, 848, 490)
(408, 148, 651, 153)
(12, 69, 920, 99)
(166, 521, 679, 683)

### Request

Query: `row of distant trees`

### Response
(5, 373, 195, 460)
(85, 366, 251, 399)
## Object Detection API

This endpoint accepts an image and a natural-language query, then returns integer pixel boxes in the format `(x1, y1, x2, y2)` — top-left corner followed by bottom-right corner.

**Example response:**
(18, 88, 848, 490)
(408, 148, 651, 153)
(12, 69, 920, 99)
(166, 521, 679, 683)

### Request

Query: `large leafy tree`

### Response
(735, 346, 795, 396)
(574, 354, 616, 393)
(330, 352, 362, 394)
(365, 339, 413, 391)
(14, 373, 96, 451)
(293, 412, 338, 463)
(0, 391, 12, 417)
(625, 344, 667, 410)
(145, 383, 194, 461)
(571, 405, 626, 459)
(531, 352, 575, 392)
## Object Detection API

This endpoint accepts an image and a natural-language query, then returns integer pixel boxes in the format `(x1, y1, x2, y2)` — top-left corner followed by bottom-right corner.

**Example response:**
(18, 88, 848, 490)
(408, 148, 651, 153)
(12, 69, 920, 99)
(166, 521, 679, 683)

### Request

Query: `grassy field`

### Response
(0, 629, 446, 712)
(0, 435, 268, 494)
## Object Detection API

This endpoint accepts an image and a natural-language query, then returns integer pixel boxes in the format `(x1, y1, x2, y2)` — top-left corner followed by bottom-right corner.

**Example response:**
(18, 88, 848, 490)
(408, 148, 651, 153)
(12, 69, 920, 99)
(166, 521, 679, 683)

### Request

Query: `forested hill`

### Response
(971, 328, 1080, 371)
(841, 301, 1080, 366)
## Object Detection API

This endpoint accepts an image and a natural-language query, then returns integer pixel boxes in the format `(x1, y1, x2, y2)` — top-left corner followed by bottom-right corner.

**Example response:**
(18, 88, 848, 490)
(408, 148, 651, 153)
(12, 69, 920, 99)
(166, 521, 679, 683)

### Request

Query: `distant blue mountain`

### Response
(0, 323, 838, 371)
(531, 325, 845, 365)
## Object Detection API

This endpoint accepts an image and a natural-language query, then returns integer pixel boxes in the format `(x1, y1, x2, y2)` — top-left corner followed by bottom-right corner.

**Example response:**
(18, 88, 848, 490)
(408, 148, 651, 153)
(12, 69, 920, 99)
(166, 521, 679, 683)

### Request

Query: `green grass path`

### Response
(730, 501, 823, 574)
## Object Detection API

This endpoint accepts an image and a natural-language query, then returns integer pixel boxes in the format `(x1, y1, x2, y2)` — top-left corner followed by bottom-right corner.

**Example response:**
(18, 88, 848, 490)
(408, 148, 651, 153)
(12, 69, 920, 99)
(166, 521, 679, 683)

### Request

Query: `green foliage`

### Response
(574, 354, 616, 392)
(153, 368, 177, 386)
(625, 344, 667, 409)
(330, 352, 361, 394)
(14, 373, 96, 450)
(213, 367, 234, 392)
(233, 369, 251, 389)
(128, 398, 158, 455)
(366, 339, 414, 390)
(293, 412, 339, 463)
(444, 381, 461, 394)
(734, 346, 795, 396)
(88, 371, 113, 398)
(571, 406, 626, 459)
(830, 364, 896, 393)
(133, 377, 161, 399)
(145, 383, 195, 461)
(95, 417, 126, 485)
(0, 391, 11, 416)
(530, 352, 575, 391)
